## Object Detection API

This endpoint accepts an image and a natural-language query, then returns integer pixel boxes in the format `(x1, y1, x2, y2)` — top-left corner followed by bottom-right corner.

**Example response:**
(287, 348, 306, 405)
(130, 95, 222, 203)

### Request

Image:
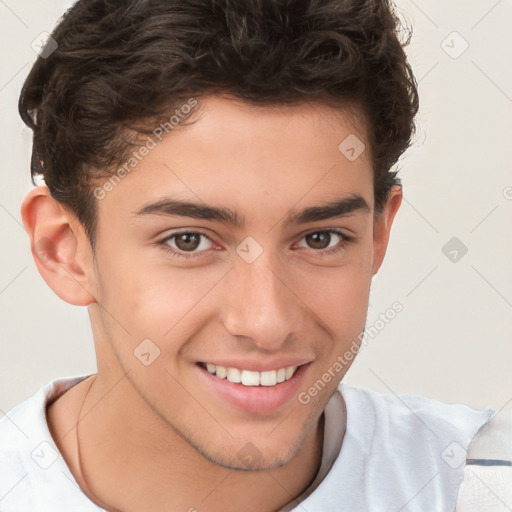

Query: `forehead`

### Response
(171, 95, 369, 163)
(96, 95, 374, 226)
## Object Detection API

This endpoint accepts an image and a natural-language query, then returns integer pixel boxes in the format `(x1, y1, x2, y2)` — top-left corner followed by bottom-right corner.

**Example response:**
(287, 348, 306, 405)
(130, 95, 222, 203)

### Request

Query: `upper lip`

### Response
(198, 358, 312, 373)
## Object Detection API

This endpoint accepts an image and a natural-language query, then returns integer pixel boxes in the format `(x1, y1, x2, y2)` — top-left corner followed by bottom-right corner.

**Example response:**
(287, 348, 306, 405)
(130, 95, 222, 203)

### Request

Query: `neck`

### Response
(63, 372, 325, 512)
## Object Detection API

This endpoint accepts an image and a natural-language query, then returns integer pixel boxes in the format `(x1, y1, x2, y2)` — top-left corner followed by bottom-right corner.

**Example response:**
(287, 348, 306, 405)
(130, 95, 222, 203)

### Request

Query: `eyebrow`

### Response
(134, 194, 370, 228)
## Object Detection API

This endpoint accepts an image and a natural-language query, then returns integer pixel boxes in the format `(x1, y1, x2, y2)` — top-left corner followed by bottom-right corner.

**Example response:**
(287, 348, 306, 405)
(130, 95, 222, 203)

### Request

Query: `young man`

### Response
(0, 0, 506, 511)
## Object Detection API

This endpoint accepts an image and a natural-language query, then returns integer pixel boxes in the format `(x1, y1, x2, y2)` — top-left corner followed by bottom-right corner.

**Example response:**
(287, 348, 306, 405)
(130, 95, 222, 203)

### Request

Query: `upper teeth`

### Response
(205, 363, 298, 386)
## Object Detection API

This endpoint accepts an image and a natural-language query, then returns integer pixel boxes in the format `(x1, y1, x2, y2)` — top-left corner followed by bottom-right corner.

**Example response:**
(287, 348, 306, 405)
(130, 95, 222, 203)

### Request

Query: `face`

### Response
(85, 96, 396, 470)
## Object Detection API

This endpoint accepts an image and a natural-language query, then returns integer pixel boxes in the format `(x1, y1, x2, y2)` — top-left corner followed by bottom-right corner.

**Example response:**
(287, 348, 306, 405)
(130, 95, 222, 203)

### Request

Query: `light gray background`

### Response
(1, 0, 511, 413)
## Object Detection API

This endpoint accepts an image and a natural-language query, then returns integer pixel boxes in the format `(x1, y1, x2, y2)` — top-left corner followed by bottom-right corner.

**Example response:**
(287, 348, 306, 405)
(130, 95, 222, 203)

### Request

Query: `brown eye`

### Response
(305, 231, 333, 250)
(161, 231, 214, 258)
(174, 233, 201, 251)
(295, 229, 352, 257)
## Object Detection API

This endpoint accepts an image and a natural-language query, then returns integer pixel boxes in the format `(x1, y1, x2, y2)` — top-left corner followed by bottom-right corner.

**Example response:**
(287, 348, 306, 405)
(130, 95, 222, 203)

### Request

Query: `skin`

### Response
(22, 95, 402, 512)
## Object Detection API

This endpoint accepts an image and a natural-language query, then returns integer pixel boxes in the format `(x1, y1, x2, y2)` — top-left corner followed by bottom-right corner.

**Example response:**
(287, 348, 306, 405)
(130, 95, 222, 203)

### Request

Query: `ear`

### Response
(21, 185, 96, 306)
(372, 185, 402, 275)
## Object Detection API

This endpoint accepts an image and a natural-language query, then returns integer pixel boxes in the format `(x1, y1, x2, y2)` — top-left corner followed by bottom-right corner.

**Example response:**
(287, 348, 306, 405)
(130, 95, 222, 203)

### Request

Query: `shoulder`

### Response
(300, 385, 497, 510)
(336, 383, 497, 507)
(339, 382, 497, 450)
(0, 375, 96, 510)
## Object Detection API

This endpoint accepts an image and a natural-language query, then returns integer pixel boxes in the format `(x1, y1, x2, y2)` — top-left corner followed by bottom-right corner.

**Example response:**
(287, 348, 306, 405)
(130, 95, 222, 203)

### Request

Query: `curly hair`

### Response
(19, 0, 419, 247)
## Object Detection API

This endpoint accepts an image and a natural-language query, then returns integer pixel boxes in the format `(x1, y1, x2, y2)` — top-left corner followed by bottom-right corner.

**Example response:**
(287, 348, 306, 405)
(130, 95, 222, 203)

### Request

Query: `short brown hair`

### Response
(19, 0, 419, 247)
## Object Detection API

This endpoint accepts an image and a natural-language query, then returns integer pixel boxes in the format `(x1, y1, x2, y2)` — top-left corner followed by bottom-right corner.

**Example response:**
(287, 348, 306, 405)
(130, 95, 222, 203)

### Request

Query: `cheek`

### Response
(100, 251, 227, 341)
(292, 246, 373, 330)
(301, 267, 370, 321)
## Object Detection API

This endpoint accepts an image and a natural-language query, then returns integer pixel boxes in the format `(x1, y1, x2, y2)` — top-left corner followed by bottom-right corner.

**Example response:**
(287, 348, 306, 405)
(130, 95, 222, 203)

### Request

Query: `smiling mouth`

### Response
(198, 362, 299, 387)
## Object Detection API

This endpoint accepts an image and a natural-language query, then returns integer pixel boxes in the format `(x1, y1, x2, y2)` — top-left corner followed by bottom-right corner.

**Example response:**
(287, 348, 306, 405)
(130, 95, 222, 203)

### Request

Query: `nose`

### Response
(221, 250, 304, 351)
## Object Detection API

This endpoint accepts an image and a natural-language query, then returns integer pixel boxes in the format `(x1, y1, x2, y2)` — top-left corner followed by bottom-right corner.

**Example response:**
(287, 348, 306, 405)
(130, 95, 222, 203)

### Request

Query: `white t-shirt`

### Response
(0, 375, 496, 511)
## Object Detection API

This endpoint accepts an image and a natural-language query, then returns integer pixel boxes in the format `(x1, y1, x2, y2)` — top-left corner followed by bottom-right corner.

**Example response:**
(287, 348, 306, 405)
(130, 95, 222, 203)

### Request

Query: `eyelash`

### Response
(158, 229, 354, 259)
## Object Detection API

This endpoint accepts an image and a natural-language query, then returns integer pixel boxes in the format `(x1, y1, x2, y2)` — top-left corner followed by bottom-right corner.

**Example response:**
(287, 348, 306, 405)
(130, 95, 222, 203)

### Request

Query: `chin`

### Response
(204, 448, 294, 472)
(190, 434, 302, 472)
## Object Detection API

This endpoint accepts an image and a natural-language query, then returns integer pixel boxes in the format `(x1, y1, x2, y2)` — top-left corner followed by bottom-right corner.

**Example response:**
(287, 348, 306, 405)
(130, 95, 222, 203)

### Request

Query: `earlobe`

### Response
(21, 185, 96, 306)
(372, 185, 403, 276)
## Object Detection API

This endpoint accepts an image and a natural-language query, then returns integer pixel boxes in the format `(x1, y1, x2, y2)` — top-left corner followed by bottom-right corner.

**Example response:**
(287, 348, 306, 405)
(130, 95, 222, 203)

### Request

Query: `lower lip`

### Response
(195, 363, 310, 414)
